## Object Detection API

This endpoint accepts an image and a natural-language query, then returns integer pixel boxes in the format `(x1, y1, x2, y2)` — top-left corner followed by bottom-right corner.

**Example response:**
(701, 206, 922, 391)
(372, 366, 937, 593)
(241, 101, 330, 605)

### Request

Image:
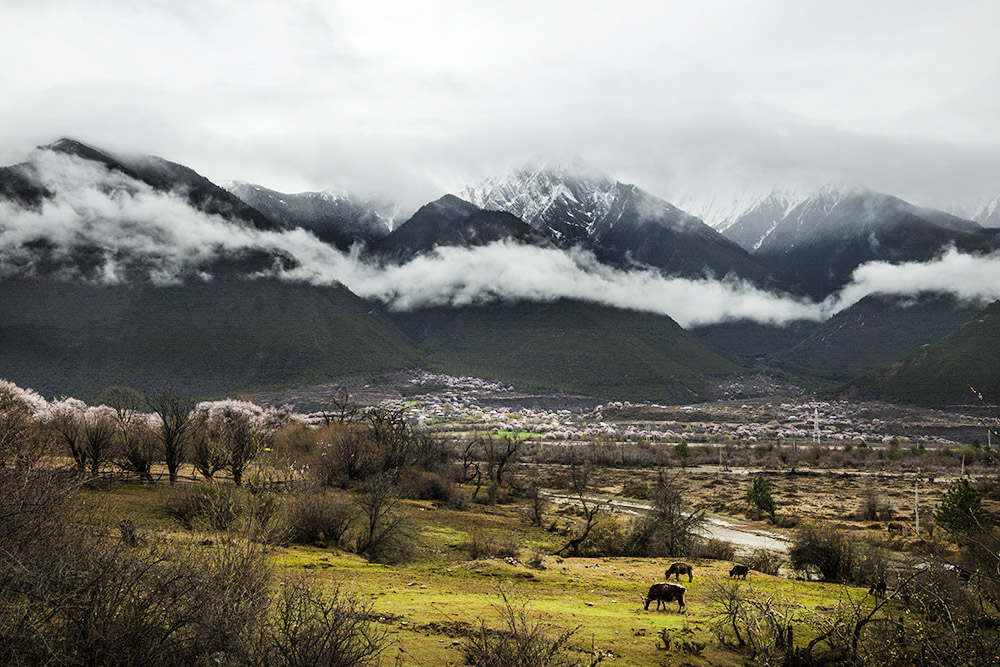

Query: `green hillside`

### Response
(843, 300, 1000, 407)
(691, 319, 820, 365)
(774, 293, 979, 381)
(391, 299, 742, 402)
(0, 278, 417, 400)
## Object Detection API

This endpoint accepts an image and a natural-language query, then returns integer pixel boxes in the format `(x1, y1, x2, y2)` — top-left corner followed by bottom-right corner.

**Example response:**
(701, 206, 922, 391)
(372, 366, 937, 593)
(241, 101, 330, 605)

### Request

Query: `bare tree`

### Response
(355, 473, 412, 563)
(191, 422, 226, 480)
(47, 398, 88, 474)
(321, 389, 359, 426)
(220, 406, 269, 487)
(484, 435, 522, 491)
(103, 387, 156, 482)
(145, 387, 198, 485)
(631, 471, 705, 557)
(524, 484, 548, 527)
(555, 462, 603, 556)
(82, 407, 117, 477)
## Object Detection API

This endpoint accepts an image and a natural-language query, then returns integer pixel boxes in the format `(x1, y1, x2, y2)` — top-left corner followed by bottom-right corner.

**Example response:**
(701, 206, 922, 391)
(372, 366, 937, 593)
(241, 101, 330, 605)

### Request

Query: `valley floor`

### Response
(96, 482, 874, 667)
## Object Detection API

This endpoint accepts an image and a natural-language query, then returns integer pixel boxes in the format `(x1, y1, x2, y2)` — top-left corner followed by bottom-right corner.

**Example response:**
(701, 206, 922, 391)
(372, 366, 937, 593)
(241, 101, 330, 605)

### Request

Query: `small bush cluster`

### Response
(788, 523, 889, 584)
(461, 588, 604, 667)
(743, 548, 784, 576)
(464, 528, 522, 560)
(688, 537, 738, 561)
(164, 482, 245, 530)
(285, 491, 354, 547)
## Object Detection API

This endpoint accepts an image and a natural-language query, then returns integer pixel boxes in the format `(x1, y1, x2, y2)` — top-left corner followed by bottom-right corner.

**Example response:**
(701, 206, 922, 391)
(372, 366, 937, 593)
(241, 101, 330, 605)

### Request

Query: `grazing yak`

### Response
(869, 580, 887, 597)
(665, 562, 694, 582)
(729, 565, 749, 579)
(887, 522, 903, 535)
(643, 582, 686, 612)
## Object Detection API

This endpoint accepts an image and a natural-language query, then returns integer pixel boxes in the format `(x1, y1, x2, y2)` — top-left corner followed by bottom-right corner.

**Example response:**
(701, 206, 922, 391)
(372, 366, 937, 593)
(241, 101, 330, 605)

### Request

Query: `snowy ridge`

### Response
(461, 160, 619, 241)
(971, 195, 1000, 228)
(675, 188, 807, 251)
(220, 180, 400, 245)
(672, 188, 801, 231)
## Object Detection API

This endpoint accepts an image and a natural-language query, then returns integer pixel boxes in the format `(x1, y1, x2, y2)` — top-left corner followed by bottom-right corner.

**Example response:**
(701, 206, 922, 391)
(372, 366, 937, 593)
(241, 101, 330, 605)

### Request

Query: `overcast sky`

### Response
(2, 0, 999, 209)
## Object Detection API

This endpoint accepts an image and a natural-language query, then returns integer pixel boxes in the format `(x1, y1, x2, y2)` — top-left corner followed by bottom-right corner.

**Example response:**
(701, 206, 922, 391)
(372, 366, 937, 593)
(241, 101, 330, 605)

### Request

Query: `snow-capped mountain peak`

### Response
(460, 160, 620, 242)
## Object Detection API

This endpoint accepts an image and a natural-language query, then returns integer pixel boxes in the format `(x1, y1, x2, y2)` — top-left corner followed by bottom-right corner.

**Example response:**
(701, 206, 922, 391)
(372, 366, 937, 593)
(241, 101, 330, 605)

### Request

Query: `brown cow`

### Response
(643, 582, 686, 612)
(665, 562, 694, 582)
(887, 523, 903, 535)
(729, 565, 749, 579)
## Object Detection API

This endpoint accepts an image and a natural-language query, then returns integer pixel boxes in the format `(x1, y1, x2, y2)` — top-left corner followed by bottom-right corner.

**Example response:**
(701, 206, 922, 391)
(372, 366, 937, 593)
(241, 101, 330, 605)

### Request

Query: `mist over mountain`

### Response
(373, 194, 552, 262)
(3, 137, 1000, 405)
(461, 161, 776, 286)
(674, 188, 807, 251)
(751, 187, 999, 298)
(949, 195, 1000, 228)
(221, 180, 398, 251)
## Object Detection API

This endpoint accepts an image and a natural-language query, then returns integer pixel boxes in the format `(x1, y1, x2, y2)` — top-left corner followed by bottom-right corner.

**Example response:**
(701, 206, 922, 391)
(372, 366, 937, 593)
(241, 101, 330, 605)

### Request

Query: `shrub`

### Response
(620, 479, 648, 499)
(747, 475, 776, 521)
(465, 528, 521, 560)
(743, 548, 784, 576)
(243, 489, 288, 545)
(789, 523, 855, 581)
(582, 514, 634, 557)
(935, 479, 986, 541)
(857, 488, 893, 521)
(688, 537, 737, 561)
(401, 469, 455, 502)
(164, 483, 243, 530)
(461, 588, 594, 667)
(447, 485, 472, 510)
(285, 492, 355, 547)
(262, 578, 388, 666)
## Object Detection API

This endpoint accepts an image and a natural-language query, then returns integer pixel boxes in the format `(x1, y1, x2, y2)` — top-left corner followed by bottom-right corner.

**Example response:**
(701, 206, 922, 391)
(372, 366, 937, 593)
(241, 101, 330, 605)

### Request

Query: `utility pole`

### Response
(915, 467, 920, 535)
(813, 408, 821, 445)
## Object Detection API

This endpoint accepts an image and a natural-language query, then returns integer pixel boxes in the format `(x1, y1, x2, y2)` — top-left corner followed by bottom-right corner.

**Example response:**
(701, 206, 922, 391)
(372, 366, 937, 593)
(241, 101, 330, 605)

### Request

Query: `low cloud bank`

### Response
(827, 247, 1000, 314)
(311, 244, 823, 327)
(2, 151, 1000, 328)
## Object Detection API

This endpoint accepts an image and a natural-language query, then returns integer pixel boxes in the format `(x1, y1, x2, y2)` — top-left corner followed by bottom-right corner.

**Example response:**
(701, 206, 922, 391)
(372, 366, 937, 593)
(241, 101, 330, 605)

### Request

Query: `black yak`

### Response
(665, 562, 694, 582)
(643, 582, 686, 612)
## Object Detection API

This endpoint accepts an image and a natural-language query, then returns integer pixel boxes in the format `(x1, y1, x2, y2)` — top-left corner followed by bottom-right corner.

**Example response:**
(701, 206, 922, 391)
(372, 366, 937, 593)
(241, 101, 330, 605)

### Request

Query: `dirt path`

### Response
(542, 490, 790, 553)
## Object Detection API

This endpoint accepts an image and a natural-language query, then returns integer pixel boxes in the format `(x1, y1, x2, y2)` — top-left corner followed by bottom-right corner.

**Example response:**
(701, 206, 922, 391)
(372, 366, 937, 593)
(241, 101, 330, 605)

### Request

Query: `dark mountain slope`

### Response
(374, 195, 551, 262)
(591, 184, 776, 284)
(691, 319, 821, 366)
(223, 181, 396, 251)
(43, 138, 275, 229)
(843, 300, 1000, 407)
(753, 188, 998, 298)
(391, 299, 741, 402)
(0, 277, 416, 401)
(774, 293, 980, 381)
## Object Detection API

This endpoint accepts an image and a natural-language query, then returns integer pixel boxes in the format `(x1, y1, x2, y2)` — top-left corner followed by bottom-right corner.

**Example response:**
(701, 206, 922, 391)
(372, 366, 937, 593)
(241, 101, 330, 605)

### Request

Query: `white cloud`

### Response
(3, 151, 1000, 329)
(827, 247, 1000, 313)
